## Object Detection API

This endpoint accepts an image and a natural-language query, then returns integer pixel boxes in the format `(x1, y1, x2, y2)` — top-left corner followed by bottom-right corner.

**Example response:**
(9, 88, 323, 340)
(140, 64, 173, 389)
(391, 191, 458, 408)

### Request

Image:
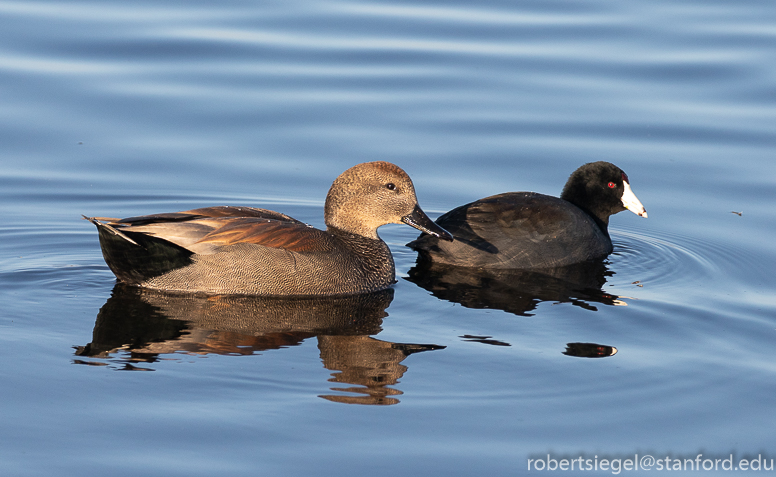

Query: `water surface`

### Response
(1, 0, 775, 475)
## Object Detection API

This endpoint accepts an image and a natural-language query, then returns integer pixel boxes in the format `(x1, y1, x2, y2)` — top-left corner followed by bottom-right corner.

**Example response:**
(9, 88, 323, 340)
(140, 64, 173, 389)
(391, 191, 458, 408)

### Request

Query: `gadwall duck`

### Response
(407, 161, 646, 269)
(85, 161, 452, 296)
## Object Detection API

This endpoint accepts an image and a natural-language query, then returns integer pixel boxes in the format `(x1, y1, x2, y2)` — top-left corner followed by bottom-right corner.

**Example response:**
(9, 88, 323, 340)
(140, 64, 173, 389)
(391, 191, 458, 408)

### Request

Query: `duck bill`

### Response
(402, 205, 454, 241)
(621, 181, 648, 218)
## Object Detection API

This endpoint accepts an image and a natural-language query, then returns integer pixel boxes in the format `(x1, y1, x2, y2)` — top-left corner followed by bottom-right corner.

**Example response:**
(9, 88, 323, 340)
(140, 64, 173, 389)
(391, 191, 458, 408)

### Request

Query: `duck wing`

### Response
(192, 218, 330, 254)
(114, 206, 305, 226)
(90, 206, 330, 255)
(85, 208, 334, 285)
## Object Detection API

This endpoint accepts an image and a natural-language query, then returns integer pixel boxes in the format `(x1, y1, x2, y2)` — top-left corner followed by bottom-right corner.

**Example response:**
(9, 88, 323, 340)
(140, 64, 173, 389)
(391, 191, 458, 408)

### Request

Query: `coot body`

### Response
(408, 161, 646, 269)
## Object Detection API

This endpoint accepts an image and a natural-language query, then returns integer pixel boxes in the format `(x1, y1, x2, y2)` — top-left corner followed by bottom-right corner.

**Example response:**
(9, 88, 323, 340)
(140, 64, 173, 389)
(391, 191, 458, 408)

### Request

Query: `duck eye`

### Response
(385, 183, 396, 191)
(608, 182, 616, 189)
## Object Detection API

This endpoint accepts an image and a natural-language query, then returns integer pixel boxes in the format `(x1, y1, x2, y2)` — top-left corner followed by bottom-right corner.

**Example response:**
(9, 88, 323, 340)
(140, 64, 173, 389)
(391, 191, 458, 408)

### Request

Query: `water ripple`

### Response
(331, 4, 613, 27)
(609, 227, 759, 292)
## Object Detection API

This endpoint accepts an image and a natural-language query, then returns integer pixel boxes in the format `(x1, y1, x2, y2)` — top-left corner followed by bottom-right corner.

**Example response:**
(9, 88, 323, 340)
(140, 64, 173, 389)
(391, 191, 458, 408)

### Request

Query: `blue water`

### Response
(1, 0, 775, 475)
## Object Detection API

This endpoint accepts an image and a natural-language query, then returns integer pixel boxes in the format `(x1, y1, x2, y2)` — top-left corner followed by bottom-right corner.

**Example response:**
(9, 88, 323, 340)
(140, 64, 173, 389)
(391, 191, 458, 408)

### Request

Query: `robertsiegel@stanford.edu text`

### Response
(527, 453, 774, 473)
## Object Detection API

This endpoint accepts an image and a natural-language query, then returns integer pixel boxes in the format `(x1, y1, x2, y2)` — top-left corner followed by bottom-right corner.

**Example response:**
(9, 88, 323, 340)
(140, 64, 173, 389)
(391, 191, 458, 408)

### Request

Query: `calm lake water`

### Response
(1, 0, 775, 475)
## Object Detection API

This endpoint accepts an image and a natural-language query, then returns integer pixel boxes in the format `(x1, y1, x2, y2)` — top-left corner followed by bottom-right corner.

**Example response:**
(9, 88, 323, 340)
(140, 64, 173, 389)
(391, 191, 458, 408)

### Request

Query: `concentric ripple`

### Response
(609, 227, 761, 291)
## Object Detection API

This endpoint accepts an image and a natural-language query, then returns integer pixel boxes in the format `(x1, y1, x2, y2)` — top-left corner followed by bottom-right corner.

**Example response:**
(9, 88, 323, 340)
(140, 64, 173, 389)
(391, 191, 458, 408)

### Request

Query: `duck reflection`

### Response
(75, 284, 444, 405)
(407, 258, 624, 317)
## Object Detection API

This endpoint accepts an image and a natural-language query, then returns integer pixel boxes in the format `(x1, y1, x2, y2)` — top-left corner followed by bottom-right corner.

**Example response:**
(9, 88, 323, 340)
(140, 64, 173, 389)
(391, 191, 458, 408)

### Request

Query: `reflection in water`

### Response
(458, 336, 617, 359)
(460, 335, 511, 347)
(563, 342, 618, 358)
(318, 336, 443, 405)
(75, 285, 445, 405)
(407, 258, 625, 317)
(408, 259, 621, 358)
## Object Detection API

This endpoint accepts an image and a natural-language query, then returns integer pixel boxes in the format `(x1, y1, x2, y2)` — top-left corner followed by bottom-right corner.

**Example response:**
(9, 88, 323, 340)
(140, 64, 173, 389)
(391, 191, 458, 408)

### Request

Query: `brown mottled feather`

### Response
(184, 206, 303, 224)
(115, 206, 303, 227)
(85, 161, 453, 296)
(195, 218, 331, 253)
(107, 212, 328, 254)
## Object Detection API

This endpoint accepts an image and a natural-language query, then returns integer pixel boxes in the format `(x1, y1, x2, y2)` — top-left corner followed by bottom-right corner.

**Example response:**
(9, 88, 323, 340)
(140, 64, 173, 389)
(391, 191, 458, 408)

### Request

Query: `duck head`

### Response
(324, 161, 453, 241)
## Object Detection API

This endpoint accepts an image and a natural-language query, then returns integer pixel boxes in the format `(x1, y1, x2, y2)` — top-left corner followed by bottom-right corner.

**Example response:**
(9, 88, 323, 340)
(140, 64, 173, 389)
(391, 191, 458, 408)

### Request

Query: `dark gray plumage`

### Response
(408, 161, 647, 269)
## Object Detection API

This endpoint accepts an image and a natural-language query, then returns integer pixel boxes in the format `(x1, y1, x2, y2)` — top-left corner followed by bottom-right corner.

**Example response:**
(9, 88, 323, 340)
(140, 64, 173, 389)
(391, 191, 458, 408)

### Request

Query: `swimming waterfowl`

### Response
(85, 161, 452, 296)
(407, 161, 647, 269)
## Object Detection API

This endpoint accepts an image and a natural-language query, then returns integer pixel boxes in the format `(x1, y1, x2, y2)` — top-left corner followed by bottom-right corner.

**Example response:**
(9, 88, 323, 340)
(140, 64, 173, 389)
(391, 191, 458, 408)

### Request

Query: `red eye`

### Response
(608, 182, 616, 188)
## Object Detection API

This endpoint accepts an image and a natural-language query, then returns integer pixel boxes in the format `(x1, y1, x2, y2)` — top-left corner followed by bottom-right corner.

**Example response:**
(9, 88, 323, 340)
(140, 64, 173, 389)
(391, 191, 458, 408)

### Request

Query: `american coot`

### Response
(85, 161, 453, 296)
(407, 161, 647, 269)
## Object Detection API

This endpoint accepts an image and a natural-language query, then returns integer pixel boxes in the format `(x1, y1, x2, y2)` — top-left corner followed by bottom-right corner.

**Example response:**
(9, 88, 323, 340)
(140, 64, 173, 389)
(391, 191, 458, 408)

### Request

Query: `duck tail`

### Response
(83, 215, 194, 285)
(82, 215, 139, 245)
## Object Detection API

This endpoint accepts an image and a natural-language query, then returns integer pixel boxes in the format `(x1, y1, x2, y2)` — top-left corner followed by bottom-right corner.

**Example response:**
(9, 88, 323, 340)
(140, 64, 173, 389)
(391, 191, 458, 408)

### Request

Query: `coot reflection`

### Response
(406, 258, 624, 316)
(407, 259, 619, 358)
(563, 342, 618, 358)
(75, 285, 444, 405)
